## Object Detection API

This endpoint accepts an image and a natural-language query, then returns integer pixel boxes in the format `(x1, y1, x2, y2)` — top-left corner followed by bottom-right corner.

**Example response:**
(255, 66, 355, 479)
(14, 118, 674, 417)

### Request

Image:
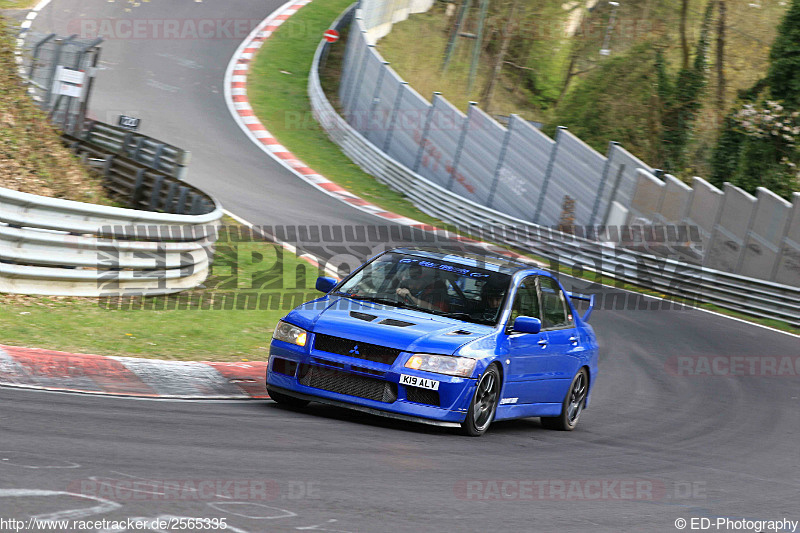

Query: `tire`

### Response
(541, 368, 588, 431)
(460, 365, 501, 437)
(267, 388, 310, 408)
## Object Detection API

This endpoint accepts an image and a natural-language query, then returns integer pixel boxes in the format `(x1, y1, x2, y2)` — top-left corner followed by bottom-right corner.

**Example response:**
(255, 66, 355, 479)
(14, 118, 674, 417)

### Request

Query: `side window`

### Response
(509, 277, 541, 327)
(540, 277, 572, 329)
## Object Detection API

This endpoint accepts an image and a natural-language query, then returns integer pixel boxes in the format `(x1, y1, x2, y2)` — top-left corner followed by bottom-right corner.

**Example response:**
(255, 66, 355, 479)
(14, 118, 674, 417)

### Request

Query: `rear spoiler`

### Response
(568, 293, 595, 322)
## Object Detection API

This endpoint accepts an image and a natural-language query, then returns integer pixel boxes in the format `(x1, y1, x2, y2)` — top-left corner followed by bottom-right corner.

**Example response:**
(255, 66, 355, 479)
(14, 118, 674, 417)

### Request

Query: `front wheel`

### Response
(267, 388, 310, 408)
(461, 365, 501, 437)
(541, 368, 588, 431)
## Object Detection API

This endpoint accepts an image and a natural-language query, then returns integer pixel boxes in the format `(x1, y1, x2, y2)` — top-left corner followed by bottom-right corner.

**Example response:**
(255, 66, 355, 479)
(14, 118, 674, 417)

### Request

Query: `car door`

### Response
(503, 276, 559, 405)
(538, 276, 582, 402)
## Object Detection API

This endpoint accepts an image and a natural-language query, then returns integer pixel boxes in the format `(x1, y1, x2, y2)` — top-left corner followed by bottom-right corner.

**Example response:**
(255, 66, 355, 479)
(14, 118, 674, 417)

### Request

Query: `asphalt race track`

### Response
(4, 0, 800, 531)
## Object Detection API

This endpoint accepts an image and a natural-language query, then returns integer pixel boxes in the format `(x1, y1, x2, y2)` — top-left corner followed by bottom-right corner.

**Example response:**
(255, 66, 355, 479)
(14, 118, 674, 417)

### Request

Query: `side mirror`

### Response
(315, 276, 337, 293)
(513, 316, 541, 334)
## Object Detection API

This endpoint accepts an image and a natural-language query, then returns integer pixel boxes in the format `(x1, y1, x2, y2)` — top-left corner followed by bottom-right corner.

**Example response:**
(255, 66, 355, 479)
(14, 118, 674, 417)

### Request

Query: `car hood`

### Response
(284, 296, 494, 356)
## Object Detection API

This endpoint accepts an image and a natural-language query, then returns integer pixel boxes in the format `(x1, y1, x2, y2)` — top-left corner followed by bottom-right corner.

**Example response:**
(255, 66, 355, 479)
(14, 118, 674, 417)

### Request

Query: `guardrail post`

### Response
(533, 125, 566, 224)
(487, 113, 515, 208)
(368, 61, 389, 133)
(589, 140, 619, 227)
(602, 162, 627, 226)
(382, 81, 407, 153)
(446, 101, 476, 191)
(174, 150, 191, 180)
(413, 92, 440, 173)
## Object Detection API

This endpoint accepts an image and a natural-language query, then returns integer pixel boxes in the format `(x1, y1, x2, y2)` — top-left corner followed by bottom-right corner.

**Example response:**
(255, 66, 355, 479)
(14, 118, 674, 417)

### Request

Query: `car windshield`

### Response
(334, 252, 513, 325)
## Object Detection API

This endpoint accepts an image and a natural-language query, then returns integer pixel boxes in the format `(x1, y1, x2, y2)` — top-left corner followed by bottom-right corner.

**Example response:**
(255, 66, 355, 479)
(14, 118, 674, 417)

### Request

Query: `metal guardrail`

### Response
(64, 134, 210, 215)
(308, 5, 800, 328)
(79, 121, 191, 179)
(0, 137, 222, 297)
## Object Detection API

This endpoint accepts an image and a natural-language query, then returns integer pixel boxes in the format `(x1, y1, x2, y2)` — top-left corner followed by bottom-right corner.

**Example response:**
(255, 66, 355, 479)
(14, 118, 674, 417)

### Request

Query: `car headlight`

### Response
(404, 354, 477, 378)
(272, 321, 308, 347)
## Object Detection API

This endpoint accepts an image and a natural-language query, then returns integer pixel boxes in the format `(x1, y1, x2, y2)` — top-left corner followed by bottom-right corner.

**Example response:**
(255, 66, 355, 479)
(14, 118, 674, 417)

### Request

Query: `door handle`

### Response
(569, 336, 579, 345)
(537, 339, 548, 348)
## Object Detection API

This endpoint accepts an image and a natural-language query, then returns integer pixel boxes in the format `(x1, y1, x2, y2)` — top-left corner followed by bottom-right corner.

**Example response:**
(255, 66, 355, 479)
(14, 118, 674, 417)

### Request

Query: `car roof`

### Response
(388, 247, 544, 276)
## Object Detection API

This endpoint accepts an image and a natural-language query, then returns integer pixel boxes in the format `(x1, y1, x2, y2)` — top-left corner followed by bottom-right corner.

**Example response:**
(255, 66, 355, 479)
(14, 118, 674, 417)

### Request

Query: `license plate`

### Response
(400, 374, 440, 391)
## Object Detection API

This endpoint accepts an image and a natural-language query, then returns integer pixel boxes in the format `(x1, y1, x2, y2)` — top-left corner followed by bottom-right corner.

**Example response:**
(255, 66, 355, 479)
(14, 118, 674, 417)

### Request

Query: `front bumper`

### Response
(267, 340, 477, 425)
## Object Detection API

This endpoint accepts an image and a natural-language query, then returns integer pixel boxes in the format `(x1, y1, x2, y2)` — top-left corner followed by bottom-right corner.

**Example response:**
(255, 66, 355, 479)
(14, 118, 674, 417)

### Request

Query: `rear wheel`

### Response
(460, 365, 501, 437)
(267, 388, 310, 408)
(541, 368, 588, 431)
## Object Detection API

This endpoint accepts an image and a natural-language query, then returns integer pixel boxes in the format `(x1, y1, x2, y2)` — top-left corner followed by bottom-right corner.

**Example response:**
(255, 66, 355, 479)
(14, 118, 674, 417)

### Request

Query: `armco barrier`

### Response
(64, 134, 211, 215)
(80, 121, 191, 180)
(309, 6, 800, 327)
(0, 136, 222, 296)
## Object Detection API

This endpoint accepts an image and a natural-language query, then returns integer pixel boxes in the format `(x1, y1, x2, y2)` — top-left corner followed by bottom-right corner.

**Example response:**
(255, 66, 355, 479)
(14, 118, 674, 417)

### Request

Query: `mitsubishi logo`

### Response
(349, 345, 360, 355)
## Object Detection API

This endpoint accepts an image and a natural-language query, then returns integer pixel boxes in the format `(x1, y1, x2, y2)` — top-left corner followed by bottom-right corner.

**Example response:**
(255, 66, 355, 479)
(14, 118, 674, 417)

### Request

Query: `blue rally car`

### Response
(267, 248, 598, 436)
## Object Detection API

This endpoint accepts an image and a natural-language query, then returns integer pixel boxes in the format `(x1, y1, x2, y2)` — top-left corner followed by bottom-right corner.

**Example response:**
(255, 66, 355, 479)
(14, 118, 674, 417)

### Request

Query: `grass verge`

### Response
(0, 217, 325, 361)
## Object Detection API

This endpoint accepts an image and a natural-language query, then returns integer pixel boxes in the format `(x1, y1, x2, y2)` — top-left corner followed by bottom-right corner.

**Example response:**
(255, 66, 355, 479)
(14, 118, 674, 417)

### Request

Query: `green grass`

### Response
(0, 217, 325, 361)
(0, 0, 37, 9)
(246, 0, 440, 226)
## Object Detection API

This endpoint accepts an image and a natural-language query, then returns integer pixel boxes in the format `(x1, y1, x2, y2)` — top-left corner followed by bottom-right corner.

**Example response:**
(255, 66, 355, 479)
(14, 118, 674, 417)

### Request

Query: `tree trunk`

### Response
(680, 0, 690, 70)
(716, 0, 726, 121)
(480, 0, 520, 113)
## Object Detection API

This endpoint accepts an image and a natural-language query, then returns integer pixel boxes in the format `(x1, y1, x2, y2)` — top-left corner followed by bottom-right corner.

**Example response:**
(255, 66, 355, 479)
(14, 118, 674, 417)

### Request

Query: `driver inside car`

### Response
(395, 263, 449, 312)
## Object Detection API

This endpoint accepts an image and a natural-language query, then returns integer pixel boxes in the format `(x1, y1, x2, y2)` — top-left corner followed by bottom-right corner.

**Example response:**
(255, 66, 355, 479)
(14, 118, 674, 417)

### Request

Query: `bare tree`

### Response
(716, 0, 726, 121)
(480, 0, 521, 112)
(680, 0, 690, 70)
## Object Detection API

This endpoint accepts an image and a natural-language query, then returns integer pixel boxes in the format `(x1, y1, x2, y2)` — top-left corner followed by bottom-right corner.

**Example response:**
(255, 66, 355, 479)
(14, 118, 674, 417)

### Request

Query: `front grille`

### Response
(299, 364, 397, 403)
(405, 387, 440, 407)
(271, 358, 298, 377)
(313, 333, 401, 365)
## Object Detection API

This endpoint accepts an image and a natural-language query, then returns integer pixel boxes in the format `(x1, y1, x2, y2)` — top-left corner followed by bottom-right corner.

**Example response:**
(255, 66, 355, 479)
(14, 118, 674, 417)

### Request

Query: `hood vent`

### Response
(379, 318, 415, 327)
(349, 311, 378, 322)
(447, 329, 474, 336)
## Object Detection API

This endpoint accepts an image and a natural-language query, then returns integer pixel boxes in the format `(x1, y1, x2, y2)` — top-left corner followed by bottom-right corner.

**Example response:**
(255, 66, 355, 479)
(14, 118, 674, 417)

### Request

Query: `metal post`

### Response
(487, 113, 515, 207)
(589, 140, 619, 226)
(533, 126, 567, 224)
(368, 61, 389, 134)
(446, 102, 477, 191)
(382, 82, 407, 153)
(345, 38, 372, 122)
(413, 92, 440, 173)
(442, 0, 473, 73)
(602, 163, 627, 225)
(28, 33, 56, 82)
(468, 0, 489, 94)
(44, 37, 68, 108)
(75, 43, 102, 137)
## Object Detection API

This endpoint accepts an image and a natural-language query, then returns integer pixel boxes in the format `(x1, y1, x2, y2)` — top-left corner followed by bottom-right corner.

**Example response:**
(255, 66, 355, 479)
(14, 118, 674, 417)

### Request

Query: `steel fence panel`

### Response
(740, 188, 794, 281)
(419, 95, 466, 189)
(542, 129, 606, 226)
(384, 84, 429, 171)
(774, 194, 800, 286)
(452, 105, 503, 205)
(704, 184, 757, 273)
